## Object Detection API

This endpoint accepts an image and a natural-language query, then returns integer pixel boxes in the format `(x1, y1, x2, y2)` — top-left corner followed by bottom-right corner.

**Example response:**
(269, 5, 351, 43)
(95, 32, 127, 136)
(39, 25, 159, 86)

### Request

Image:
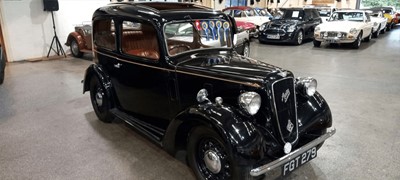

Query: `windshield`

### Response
(244, 9, 257, 17)
(329, 12, 364, 22)
(317, 7, 333, 17)
(258, 9, 272, 17)
(281, 10, 304, 20)
(164, 19, 233, 56)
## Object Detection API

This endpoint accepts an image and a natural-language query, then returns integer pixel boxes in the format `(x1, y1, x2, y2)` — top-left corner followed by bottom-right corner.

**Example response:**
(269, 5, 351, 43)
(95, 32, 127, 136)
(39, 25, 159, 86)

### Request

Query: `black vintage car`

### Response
(83, 2, 335, 179)
(259, 8, 322, 45)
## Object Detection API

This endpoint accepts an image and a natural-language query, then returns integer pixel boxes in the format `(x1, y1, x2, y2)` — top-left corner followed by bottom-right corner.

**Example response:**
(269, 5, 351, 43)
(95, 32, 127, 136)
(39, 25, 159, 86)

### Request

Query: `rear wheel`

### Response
(89, 76, 113, 123)
(187, 126, 250, 180)
(313, 40, 321, 47)
(381, 26, 386, 34)
(387, 23, 392, 31)
(70, 39, 83, 58)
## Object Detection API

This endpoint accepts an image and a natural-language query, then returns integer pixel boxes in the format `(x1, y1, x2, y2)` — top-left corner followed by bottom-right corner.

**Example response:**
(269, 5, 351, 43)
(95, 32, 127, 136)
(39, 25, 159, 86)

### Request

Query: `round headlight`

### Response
(296, 77, 317, 97)
(287, 25, 296, 32)
(238, 92, 261, 115)
(315, 26, 320, 32)
(349, 28, 358, 34)
(260, 23, 266, 31)
(373, 22, 378, 26)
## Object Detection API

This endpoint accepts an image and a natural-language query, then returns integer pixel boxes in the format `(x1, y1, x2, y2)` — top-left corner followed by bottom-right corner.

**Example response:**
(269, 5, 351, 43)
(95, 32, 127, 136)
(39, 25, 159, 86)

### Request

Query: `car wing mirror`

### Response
(269, 17, 273, 20)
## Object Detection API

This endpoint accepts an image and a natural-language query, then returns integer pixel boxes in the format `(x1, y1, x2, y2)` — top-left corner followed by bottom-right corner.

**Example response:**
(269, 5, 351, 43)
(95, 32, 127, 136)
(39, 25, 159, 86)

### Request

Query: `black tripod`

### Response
(46, 11, 66, 58)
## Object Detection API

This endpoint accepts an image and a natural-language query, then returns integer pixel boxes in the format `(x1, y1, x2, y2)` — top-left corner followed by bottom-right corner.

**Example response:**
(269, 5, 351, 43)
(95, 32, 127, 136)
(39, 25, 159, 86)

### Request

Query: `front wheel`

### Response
(187, 126, 249, 180)
(313, 40, 321, 47)
(352, 33, 362, 49)
(294, 30, 303, 45)
(89, 76, 113, 123)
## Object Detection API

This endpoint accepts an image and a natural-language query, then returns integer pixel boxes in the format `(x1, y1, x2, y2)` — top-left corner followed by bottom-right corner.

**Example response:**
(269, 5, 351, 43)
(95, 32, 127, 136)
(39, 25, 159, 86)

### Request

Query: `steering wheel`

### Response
(168, 44, 191, 55)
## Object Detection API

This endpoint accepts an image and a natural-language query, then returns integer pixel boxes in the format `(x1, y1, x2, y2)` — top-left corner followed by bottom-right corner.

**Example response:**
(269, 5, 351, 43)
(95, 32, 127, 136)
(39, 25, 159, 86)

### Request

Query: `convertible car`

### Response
(313, 10, 374, 49)
(65, 22, 92, 57)
(83, 2, 335, 179)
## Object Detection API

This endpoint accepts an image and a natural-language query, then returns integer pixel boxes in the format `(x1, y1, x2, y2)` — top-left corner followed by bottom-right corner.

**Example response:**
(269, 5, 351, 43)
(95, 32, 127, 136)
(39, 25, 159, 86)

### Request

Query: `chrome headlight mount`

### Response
(295, 77, 317, 97)
(349, 28, 358, 34)
(238, 92, 261, 115)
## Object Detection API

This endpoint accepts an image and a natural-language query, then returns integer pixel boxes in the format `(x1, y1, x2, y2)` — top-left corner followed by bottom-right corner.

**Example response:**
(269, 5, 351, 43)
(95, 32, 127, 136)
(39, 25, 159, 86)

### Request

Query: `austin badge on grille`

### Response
(282, 89, 290, 103)
(287, 119, 294, 133)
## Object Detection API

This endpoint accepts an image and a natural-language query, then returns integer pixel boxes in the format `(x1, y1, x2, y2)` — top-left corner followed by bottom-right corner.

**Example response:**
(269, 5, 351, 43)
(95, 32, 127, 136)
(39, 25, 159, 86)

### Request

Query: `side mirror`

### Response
(233, 34, 238, 46)
(269, 17, 273, 20)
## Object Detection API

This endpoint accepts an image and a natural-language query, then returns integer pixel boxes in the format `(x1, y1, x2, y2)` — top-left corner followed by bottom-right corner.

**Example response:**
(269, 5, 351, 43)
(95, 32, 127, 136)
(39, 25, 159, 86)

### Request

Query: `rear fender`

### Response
(65, 32, 87, 50)
(164, 103, 266, 166)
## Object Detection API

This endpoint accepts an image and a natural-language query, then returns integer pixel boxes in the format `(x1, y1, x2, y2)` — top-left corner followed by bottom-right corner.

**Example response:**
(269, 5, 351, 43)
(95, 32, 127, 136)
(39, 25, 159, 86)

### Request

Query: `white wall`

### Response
(0, 0, 110, 61)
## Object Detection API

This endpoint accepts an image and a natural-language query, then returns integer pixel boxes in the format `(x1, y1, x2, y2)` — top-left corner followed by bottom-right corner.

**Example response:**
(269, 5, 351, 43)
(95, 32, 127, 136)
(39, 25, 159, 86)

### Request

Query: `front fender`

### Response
(297, 91, 332, 133)
(164, 103, 266, 166)
(82, 64, 113, 100)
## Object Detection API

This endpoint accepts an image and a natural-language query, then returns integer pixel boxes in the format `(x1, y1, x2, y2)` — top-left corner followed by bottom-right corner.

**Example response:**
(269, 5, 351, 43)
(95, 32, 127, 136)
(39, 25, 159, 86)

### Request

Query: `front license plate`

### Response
(324, 39, 337, 43)
(282, 147, 317, 176)
(267, 34, 280, 39)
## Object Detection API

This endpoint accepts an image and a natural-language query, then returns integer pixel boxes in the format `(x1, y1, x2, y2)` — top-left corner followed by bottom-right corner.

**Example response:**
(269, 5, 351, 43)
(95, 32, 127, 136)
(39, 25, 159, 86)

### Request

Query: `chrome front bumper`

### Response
(250, 128, 336, 177)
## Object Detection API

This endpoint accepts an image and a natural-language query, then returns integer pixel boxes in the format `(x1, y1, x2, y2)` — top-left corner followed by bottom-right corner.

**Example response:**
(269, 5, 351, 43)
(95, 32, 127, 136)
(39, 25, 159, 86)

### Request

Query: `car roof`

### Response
(223, 6, 253, 11)
(94, 2, 223, 21)
(335, 10, 365, 13)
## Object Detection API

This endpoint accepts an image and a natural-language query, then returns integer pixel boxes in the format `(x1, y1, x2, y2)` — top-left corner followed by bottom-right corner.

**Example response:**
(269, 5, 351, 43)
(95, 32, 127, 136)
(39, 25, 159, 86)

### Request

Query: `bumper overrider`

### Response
(250, 127, 336, 177)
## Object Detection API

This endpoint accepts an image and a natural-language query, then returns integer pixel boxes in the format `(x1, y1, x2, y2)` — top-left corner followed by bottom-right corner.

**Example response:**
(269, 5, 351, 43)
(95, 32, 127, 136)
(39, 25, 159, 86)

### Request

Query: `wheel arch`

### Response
(65, 32, 86, 50)
(163, 104, 266, 166)
(83, 64, 115, 107)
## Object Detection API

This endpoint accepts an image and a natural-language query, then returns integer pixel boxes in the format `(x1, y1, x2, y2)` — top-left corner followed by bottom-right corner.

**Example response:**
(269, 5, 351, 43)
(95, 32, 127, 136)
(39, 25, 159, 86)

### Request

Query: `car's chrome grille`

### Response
(265, 29, 286, 35)
(271, 77, 298, 144)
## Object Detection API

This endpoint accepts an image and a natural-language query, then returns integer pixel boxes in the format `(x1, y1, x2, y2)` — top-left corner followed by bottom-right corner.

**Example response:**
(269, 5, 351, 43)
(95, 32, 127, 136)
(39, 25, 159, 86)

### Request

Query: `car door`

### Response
(303, 10, 315, 38)
(110, 19, 173, 129)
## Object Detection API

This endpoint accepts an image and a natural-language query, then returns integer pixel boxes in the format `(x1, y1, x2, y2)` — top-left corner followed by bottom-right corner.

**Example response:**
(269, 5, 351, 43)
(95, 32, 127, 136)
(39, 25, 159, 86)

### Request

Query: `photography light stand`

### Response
(46, 11, 66, 58)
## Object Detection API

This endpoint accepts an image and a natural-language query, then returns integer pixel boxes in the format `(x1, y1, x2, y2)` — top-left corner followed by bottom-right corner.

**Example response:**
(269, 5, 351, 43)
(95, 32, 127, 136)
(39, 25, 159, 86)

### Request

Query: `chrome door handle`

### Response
(114, 63, 122, 68)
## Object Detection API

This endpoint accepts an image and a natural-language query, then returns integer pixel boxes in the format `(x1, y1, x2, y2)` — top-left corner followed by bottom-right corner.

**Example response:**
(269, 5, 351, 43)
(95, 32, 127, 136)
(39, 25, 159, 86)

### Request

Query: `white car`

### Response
(313, 10, 374, 49)
(222, 6, 270, 37)
(366, 10, 387, 37)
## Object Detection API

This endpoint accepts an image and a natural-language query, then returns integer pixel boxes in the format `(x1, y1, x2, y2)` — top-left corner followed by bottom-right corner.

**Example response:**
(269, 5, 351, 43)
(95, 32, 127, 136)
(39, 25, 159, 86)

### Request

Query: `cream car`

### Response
(313, 10, 374, 49)
(367, 10, 387, 37)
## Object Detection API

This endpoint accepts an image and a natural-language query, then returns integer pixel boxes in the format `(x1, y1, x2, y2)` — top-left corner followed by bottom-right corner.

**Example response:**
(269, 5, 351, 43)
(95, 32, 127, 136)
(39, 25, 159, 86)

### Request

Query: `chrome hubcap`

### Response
(95, 89, 103, 107)
(71, 41, 79, 55)
(298, 32, 303, 44)
(244, 45, 249, 57)
(203, 150, 221, 174)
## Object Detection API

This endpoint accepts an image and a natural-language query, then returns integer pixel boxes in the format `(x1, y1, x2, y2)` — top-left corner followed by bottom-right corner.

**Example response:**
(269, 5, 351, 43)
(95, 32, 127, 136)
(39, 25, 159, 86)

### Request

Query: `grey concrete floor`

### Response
(0, 26, 399, 180)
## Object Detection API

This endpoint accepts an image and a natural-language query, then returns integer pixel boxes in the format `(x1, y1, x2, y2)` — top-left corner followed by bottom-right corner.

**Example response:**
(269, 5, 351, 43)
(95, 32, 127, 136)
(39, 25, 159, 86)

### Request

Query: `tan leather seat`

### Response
(126, 49, 159, 60)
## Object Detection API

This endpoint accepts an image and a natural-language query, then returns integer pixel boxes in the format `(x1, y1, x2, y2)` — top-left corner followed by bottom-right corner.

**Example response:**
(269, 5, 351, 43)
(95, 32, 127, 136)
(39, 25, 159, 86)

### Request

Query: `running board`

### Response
(110, 108, 165, 144)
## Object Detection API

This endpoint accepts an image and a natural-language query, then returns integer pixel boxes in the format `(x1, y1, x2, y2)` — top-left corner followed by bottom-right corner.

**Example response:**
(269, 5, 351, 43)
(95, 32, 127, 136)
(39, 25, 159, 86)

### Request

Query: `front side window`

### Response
(164, 19, 233, 56)
(120, 21, 159, 60)
(93, 19, 115, 50)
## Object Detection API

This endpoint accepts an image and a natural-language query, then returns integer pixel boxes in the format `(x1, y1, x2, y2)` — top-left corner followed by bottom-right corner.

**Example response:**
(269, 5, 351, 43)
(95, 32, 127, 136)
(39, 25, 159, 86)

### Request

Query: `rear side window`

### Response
(93, 19, 116, 50)
(120, 21, 160, 61)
